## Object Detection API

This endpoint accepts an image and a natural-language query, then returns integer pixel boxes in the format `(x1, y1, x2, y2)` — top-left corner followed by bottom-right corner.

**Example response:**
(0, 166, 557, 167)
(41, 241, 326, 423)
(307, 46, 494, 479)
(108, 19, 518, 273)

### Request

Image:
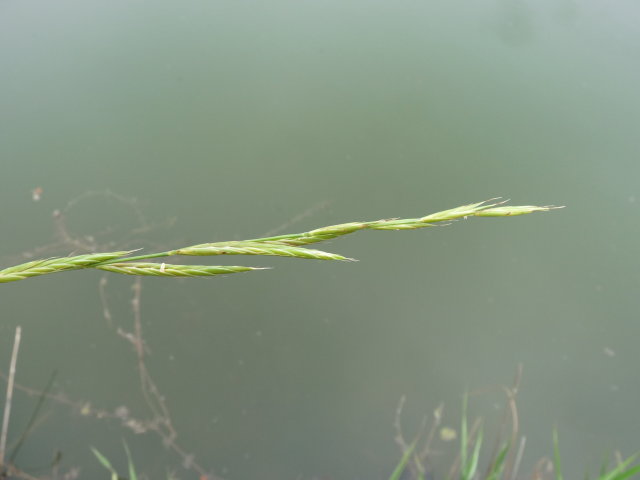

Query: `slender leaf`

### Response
(91, 447, 119, 480)
(389, 441, 417, 480)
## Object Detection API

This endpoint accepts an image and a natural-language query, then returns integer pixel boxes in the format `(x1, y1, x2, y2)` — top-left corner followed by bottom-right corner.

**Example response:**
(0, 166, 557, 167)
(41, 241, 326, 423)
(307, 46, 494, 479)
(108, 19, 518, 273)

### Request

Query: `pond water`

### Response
(2, 0, 640, 479)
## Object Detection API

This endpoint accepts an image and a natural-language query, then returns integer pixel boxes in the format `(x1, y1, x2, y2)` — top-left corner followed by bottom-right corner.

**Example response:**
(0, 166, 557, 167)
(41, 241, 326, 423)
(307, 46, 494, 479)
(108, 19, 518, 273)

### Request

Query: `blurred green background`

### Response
(1, 0, 639, 478)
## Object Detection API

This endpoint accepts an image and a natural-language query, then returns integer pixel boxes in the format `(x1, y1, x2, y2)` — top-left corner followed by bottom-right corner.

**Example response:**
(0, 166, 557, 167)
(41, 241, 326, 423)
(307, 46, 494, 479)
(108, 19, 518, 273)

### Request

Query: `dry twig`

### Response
(0, 326, 22, 468)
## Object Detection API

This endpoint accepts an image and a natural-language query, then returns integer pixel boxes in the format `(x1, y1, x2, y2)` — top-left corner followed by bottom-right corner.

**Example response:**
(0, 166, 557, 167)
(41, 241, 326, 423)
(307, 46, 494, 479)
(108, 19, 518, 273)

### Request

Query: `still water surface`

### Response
(2, 0, 640, 478)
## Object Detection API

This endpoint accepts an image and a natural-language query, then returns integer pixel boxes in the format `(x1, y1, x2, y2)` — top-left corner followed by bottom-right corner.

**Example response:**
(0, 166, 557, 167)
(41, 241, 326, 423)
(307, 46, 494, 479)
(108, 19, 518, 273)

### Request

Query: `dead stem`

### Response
(416, 404, 443, 468)
(510, 436, 526, 480)
(393, 395, 409, 453)
(98, 275, 112, 327)
(1, 326, 22, 468)
(2, 463, 43, 480)
(393, 395, 442, 480)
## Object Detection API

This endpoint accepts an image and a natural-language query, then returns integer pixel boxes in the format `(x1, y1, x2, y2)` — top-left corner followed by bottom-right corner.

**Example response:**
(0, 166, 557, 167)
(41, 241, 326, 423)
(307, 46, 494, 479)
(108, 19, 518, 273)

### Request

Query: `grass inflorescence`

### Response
(0, 199, 561, 284)
(96, 262, 265, 277)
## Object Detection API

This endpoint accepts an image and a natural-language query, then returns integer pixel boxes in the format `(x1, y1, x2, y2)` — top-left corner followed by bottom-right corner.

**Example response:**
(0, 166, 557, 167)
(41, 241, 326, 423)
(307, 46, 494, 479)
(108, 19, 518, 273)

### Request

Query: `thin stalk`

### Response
(8, 370, 57, 463)
(100, 251, 175, 264)
(0, 326, 22, 466)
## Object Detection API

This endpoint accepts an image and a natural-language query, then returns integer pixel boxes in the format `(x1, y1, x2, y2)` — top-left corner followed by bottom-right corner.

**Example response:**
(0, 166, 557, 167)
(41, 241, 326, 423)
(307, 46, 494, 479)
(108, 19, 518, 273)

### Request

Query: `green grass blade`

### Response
(460, 393, 469, 479)
(458, 392, 484, 480)
(462, 427, 483, 480)
(600, 453, 640, 480)
(486, 443, 510, 480)
(91, 447, 119, 480)
(122, 440, 138, 480)
(601, 455, 611, 478)
(553, 428, 564, 480)
(609, 463, 640, 480)
(389, 441, 417, 480)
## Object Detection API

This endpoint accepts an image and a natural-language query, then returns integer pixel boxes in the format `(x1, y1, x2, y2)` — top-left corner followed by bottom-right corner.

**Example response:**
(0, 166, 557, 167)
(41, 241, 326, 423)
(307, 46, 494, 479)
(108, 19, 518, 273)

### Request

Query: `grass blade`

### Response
(553, 428, 564, 480)
(486, 443, 510, 480)
(600, 453, 640, 480)
(91, 447, 119, 480)
(610, 463, 640, 480)
(122, 440, 138, 480)
(462, 427, 483, 480)
(389, 441, 417, 480)
(460, 394, 469, 479)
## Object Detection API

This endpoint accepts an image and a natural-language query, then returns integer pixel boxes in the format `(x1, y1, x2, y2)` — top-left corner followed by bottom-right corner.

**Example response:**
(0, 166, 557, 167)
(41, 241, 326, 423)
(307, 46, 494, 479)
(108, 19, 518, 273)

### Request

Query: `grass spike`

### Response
(0, 199, 561, 283)
(95, 263, 265, 278)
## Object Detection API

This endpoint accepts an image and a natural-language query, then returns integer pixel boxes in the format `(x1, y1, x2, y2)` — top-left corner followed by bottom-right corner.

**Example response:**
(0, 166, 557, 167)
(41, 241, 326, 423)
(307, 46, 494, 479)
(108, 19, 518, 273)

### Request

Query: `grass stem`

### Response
(0, 326, 22, 467)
